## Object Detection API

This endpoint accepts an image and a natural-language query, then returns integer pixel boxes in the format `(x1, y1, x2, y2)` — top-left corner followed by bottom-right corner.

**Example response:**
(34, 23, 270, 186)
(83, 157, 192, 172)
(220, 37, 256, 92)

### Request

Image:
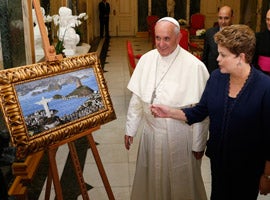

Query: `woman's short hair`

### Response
(214, 24, 255, 63)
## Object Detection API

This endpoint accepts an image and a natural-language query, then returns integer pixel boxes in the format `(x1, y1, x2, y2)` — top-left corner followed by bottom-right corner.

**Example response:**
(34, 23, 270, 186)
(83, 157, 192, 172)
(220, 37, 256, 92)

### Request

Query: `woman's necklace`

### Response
(150, 48, 180, 104)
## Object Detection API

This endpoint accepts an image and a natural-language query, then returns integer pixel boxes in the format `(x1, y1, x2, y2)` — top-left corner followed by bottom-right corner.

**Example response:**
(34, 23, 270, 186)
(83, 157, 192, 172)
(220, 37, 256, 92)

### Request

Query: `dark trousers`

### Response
(99, 17, 109, 38)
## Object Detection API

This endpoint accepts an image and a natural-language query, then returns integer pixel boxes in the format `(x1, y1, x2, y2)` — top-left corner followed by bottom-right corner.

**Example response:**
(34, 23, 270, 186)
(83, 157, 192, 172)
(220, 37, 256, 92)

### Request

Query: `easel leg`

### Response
(68, 142, 90, 200)
(47, 148, 63, 200)
(86, 134, 115, 200)
(45, 166, 53, 200)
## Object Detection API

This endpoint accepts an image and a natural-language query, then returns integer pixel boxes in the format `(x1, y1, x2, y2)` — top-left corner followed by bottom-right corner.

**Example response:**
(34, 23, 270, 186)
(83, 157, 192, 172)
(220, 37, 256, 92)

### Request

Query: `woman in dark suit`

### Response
(151, 25, 270, 200)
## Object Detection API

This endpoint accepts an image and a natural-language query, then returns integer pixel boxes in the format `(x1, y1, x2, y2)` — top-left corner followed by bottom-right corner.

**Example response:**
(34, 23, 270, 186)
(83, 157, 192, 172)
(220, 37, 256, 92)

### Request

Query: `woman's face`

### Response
(216, 45, 240, 74)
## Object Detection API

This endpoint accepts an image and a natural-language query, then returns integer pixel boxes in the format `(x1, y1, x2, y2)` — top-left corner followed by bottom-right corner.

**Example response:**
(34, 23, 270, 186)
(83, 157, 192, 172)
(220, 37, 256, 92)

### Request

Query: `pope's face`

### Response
(155, 21, 180, 57)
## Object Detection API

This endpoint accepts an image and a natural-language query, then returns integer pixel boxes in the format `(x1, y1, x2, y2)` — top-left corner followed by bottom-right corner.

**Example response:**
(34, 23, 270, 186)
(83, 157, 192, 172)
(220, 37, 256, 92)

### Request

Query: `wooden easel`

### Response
(31, 1, 115, 199)
(44, 126, 115, 200)
(32, 0, 63, 62)
(9, 127, 115, 199)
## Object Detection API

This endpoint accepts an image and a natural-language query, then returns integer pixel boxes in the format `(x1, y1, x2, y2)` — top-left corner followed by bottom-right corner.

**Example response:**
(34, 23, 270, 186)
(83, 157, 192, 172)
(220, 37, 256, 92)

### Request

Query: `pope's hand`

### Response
(124, 135, 133, 150)
(192, 151, 205, 160)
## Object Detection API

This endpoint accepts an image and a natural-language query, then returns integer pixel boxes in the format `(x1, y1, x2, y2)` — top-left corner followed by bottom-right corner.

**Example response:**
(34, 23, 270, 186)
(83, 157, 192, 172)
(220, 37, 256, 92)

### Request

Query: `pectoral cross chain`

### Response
(151, 90, 156, 104)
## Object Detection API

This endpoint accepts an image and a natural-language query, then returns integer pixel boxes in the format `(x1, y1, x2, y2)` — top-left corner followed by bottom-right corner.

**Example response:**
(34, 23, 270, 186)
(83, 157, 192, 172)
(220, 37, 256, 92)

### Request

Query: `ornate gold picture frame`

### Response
(0, 53, 116, 159)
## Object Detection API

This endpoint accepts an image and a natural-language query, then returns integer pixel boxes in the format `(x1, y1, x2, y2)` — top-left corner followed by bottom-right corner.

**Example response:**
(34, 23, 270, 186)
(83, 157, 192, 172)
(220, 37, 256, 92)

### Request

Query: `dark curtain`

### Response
(239, 0, 257, 30)
(138, 0, 148, 31)
(0, 0, 13, 69)
(174, 0, 187, 20)
(0, 0, 27, 69)
(190, 0, 200, 15)
(40, 0, 50, 14)
(138, 0, 189, 31)
(152, 0, 167, 18)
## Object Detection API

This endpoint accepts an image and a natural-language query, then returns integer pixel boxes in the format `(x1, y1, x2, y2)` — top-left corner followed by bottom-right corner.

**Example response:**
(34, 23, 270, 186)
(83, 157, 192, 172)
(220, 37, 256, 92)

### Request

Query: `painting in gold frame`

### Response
(0, 52, 116, 160)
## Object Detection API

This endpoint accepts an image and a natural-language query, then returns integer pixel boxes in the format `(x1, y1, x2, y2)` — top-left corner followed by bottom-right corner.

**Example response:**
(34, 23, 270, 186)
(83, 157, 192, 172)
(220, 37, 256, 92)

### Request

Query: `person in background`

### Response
(202, 5, 233, 73)
(253, 8, 270, 74)
(151, 24, 270, 200)
(124, 17, 209, 200)
(98, 0, 110, 38)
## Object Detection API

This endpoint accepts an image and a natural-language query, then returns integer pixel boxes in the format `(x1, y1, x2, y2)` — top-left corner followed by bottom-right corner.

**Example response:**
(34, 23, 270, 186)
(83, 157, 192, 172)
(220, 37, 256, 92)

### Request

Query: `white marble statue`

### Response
(52, 7, 88, 56)
(32, 7, 52, 60)
(62, 28, 80, 56)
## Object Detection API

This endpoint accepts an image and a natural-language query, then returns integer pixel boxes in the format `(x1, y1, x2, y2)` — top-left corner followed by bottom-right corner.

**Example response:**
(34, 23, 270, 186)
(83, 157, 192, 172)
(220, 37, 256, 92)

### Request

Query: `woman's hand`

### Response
(151, 104, 172, 118)
(151, 104, 187, 121)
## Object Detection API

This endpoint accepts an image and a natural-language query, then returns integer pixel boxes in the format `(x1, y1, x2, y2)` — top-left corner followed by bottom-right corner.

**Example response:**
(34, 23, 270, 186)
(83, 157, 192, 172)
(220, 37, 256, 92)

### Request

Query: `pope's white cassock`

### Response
(126, 45, 210, 200)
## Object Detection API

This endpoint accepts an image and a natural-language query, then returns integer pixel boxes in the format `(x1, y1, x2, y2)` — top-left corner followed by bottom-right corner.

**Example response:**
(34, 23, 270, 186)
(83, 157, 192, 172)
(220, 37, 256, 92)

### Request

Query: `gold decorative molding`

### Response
(0, 53, 116, 160)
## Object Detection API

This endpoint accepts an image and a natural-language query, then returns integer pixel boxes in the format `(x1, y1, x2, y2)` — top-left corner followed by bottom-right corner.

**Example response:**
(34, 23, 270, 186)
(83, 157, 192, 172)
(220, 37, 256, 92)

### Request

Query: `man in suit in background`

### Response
(202, 5, 233, 73)
(99, 0, 110, 38)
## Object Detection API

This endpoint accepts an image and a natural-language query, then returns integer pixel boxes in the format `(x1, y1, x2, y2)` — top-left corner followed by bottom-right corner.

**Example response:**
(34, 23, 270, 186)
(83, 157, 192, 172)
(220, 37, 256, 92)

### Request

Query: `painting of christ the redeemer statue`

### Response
(0, 53, 116, 159)
(15, 68, 104, 136)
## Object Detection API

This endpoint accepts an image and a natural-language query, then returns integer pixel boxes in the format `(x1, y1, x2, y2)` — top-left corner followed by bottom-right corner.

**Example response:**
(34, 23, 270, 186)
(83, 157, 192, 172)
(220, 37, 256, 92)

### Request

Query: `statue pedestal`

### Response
(67, 43, 91, 57)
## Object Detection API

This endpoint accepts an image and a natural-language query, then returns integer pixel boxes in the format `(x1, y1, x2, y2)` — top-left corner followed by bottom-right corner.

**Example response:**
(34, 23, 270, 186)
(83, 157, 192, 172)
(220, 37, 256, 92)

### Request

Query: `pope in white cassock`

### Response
(125, 17, 210, 200)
